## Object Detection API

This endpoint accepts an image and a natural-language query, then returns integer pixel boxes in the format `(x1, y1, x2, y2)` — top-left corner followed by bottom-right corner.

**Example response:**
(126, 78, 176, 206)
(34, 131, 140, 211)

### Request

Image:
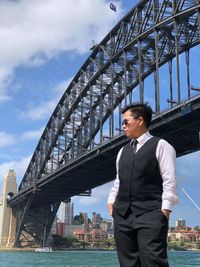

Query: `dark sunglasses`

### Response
(122, 119, 131, 126)
(122, 117, 140, 126)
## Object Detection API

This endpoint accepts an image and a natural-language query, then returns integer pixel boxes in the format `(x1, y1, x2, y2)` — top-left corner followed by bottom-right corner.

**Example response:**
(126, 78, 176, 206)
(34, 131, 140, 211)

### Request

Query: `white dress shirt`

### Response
(107, 131, 179, 211)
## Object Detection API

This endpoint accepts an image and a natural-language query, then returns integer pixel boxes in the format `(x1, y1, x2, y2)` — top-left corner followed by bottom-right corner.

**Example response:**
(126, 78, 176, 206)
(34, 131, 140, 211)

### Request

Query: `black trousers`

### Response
(113, 208, 169, 267)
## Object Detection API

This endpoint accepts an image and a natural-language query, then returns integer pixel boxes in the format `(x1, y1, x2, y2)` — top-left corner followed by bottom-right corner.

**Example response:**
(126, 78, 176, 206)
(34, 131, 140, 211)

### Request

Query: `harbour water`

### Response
(0, 250, 200, 267)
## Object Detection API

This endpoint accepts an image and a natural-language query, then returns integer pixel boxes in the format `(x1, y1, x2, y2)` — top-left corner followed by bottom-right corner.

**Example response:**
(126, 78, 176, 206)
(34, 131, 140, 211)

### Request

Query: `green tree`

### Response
(52, 234, 67, 247)
(73, 214, 84, 225)
(194, 226, 200, 233)
(52, 234, 80, 248)
(196, 240, 200, 249)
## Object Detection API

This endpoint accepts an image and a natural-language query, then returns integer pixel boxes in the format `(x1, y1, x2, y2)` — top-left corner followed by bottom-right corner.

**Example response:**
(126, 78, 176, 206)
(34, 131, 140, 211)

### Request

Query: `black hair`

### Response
(121, 103, 152, 128)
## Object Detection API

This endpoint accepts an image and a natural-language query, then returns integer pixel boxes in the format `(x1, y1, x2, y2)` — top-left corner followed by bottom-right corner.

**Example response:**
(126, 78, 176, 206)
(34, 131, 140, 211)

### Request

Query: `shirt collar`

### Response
(132, 131, 152, 145)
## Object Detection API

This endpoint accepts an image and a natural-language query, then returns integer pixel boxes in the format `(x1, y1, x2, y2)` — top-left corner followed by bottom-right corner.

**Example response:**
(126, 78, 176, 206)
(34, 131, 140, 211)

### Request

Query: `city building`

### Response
(100, 218, 114, 238)
(65, 224, 85, 237)
(92, 212, 102, 229)
(81, 212, 89, 231)
(168, 229, 200, 243)
(56, 222, 65, 237)
(60, 200, 74, 225)
(175, 219, 186, 229)
(73, 228, 107, 243)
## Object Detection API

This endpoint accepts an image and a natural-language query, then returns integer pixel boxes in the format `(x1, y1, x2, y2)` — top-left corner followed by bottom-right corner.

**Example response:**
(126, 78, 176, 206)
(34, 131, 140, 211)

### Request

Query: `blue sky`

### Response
(0, 0, 200, 227)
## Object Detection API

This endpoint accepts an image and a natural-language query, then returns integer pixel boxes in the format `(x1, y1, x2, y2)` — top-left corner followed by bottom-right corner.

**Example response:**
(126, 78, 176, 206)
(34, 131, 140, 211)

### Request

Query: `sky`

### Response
(0, 0, 200, 227)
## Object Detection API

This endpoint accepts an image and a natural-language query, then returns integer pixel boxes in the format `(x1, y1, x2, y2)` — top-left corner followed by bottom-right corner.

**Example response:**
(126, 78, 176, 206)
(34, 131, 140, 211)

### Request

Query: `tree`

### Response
(52, 234, 66, 247)
(52, 234, 80, 248)
(73, 214, 84, 225)
(194, 226, 200, 233)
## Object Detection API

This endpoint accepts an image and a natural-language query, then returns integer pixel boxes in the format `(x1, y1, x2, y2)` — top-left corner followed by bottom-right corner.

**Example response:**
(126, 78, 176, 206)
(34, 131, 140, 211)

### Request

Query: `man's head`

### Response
(121, 103, 152, 139)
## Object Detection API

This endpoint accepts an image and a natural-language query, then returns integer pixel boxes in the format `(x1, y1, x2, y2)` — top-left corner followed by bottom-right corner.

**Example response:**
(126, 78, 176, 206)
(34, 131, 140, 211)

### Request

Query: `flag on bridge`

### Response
(110, 3, 117, 12)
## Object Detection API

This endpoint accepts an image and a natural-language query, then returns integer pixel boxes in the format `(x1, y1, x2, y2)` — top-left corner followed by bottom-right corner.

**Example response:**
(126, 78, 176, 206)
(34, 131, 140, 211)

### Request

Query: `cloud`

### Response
(0, 131, 16, 147)
(19, 77, 73, 121)
(74, 182, 112, 206)
(19, 99, 57, 121)
(55, 78, 73, 96)
(0, 155, 31, 184)
(21, 127, 45, 140)
(177, 151, 200, 182)
(0, 0, 122, 102)
(0, 68, 13, 102)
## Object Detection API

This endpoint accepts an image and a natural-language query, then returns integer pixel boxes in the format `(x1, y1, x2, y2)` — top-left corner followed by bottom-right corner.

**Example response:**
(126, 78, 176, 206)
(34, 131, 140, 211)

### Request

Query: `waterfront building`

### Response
(73, 229, 92, 242)
(65, 224, 85, 237)
(168, 229, 200, 243)
(90, 228, 107, 242)
(73, 228, 107, 243)
(100, 219, 113, 232)
(56, 222, 65, 237)
(175, 218, 186, 228)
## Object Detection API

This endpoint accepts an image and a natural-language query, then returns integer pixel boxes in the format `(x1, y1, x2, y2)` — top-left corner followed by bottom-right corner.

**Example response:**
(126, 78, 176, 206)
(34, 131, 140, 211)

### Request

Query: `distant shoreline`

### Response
(0, 247, 35, 252)
(1, 247, 200, 252)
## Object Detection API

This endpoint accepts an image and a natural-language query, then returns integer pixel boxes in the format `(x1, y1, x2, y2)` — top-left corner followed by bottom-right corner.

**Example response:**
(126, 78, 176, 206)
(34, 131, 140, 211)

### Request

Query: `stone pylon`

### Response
(0, 170, 17, 247)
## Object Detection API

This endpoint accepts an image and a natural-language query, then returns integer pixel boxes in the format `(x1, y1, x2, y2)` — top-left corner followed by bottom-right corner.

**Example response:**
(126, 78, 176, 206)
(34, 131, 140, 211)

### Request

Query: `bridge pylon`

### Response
(0, 170, 17, 248)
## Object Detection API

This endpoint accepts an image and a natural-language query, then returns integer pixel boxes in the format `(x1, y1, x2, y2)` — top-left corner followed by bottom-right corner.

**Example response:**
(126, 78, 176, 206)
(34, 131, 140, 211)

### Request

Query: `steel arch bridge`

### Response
(9, 0, 200, 247)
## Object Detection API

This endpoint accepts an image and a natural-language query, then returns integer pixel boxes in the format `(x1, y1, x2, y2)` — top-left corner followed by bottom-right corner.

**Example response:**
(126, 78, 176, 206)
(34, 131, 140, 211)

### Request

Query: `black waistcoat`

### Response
(113, 136, 163, 216)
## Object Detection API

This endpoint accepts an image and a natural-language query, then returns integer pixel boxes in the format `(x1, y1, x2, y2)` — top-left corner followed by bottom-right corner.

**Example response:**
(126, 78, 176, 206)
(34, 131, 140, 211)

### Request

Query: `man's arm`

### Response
(107, 147, 123, 216)
(157, 139, 179, 218)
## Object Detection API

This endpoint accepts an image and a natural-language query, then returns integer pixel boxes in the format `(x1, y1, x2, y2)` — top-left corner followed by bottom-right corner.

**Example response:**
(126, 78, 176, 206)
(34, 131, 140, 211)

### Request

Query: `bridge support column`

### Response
(14, 199, 60, 248)
(0, 170, 17, 248)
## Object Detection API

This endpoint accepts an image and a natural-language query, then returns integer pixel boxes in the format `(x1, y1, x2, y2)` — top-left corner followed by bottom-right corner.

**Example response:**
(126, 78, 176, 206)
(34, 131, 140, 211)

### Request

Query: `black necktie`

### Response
(132, 139, 138, 154)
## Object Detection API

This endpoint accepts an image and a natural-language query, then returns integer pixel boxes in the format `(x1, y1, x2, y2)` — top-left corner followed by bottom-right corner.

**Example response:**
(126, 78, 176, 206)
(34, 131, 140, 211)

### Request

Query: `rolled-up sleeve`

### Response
(157, 139, 179, 211)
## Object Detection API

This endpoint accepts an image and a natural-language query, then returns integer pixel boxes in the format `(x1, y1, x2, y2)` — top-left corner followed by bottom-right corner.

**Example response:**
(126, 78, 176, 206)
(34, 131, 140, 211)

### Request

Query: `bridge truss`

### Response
(9, 0, 200, 247)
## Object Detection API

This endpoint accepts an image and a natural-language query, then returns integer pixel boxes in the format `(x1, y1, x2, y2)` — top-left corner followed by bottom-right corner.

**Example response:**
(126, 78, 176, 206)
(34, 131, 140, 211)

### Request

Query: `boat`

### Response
(35, 216, 53, 252)
(35, 247, 53, 252)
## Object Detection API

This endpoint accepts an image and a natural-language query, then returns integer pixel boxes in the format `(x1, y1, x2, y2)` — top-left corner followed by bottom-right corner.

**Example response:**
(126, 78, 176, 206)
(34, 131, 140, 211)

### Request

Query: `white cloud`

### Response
(0, 155, 31, 184)
(21, 127, 44, 140)
(19, 99, 57, 121)
(19, 77, 73, 121)
(55, 78, 73, 96)
(0, 131, 16, 147)
(75, 182, 112, 206)
(177, 151, 200, 181)
(0, 0, 122, 102)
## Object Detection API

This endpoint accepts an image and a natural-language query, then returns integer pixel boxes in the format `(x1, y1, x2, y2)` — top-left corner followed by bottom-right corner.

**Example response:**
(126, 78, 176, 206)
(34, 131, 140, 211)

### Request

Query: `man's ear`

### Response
(138, 117, 144, 126)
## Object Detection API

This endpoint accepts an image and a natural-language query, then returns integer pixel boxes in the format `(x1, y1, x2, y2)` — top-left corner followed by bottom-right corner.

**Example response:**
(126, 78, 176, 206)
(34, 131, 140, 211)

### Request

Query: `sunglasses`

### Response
(122, 116, 141, 126)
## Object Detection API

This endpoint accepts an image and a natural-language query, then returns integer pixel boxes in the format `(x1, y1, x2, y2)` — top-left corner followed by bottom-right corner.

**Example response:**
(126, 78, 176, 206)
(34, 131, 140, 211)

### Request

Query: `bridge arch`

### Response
(19, 0, 200, 192)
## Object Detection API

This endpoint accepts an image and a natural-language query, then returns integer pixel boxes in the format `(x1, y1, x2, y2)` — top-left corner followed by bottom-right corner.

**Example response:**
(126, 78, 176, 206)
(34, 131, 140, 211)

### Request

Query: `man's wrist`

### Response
(163, 209, 171, 212)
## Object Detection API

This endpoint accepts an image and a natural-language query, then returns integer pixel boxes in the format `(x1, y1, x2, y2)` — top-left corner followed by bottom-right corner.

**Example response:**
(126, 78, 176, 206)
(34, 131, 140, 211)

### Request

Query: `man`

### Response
(107, 103, 178, 267)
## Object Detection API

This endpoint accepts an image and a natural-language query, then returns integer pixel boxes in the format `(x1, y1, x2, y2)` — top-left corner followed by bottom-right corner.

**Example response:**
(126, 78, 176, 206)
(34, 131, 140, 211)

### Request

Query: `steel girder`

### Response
(16, 0, 200, 193)
(13, 198, 60, 247)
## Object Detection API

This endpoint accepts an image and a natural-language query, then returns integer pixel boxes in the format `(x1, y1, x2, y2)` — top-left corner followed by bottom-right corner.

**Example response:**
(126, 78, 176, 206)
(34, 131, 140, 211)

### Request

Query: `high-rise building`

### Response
(175, 218, 186, 228)
(92, 212, 102, 229)
(81, 212, 89, 230)
(60, 200, 74, 225)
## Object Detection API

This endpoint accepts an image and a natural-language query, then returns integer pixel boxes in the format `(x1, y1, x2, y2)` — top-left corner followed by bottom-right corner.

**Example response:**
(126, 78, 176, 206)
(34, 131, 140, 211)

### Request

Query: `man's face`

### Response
(122, 110, 144, 139)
